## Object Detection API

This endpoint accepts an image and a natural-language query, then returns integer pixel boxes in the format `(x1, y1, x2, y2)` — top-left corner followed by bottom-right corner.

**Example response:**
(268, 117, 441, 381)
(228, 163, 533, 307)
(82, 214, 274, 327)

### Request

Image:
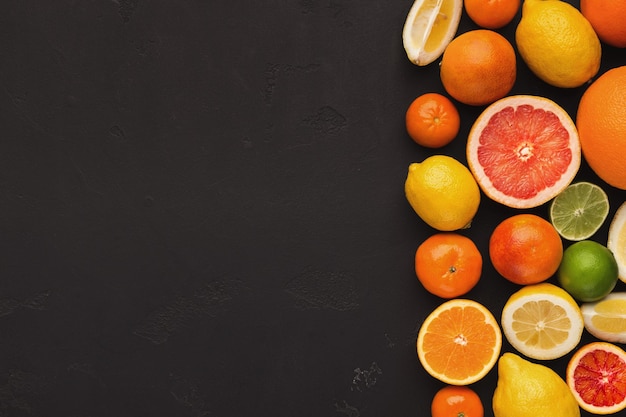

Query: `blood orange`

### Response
(489, 214, 563, 285)
(566, 342, 626, 414)
(467, 95, 580, 209)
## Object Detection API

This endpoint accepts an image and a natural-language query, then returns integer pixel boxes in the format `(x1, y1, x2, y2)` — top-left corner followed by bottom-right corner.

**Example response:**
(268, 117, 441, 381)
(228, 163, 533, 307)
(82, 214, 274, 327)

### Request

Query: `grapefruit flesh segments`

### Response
(467, 95, 580, 209)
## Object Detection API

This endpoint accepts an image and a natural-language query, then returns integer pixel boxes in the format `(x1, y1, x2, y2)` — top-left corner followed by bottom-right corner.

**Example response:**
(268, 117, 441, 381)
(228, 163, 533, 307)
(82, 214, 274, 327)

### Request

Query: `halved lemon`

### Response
(402, 0, 463, 66)
(581, 292, 626, 344)
(608, 201, 626, 283)
(501, 283, 584, 360)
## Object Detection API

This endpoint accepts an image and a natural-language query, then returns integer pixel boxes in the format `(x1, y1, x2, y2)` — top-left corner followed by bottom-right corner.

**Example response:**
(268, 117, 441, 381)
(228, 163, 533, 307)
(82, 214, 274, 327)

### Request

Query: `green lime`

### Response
(557, 240, 619, 302)
(549, 182, 609, 241)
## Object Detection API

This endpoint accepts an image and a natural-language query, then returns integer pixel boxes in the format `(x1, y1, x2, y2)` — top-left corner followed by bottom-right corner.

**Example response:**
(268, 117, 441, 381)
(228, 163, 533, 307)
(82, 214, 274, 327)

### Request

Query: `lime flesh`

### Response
(550, 182, 609, 241)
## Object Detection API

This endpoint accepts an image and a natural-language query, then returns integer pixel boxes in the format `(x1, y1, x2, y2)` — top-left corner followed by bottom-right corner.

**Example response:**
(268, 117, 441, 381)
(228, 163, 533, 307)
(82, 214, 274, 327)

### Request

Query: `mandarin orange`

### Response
(576, 66, 626, 190)
(489, 214, 563, 285)
(464, 0, 520, 29)
(415, 233, 482, 298)
(581, 0, 626, 48)
(431, 385, 484, 417)
(440, 30, 516, 106)
(405, 93, 460, 148)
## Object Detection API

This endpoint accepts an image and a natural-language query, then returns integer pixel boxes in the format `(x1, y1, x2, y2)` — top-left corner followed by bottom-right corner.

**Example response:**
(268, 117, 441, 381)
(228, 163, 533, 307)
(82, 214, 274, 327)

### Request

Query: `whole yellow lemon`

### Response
(515, 0, 601, 88)
(404, 155, 480, 231)
(493, 352, 580, 417)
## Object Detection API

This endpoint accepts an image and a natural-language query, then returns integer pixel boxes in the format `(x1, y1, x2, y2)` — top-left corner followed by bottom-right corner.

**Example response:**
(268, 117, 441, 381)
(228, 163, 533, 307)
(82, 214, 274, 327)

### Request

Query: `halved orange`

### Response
(566, 342, 626, 414)
(417, 299, 502, 385)
(467, 95, 580, 209)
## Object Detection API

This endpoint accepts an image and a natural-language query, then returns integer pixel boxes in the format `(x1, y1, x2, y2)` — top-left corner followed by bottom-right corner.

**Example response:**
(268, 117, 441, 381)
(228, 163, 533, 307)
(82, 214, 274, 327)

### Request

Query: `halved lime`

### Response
(549, 182, 609, 241)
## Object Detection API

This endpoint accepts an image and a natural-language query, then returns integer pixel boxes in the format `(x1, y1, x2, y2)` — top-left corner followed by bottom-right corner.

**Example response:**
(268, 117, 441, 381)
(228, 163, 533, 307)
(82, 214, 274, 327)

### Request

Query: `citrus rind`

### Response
(501, 283, 584, 360)
(608, 202, 626, 283)
(467, 95, 581, 209)
(402, 0, 462, 66)
(566, 342, 626, 415)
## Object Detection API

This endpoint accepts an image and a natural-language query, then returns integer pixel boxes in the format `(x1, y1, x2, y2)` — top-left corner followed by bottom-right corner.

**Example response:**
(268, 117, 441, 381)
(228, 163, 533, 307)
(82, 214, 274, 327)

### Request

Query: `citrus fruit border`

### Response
(402, 0, 626, 415)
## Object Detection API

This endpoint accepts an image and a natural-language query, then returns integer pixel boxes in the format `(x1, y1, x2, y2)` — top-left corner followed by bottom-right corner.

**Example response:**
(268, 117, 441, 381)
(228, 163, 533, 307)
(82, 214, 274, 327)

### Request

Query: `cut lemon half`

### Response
(581, 292, 626, 344)
(608, 201, 626, 283)
(417, 298, 502, 385)
(550, 182, 609, 241)
(501, 283, 584, 360)
(402, 0, 462, 66)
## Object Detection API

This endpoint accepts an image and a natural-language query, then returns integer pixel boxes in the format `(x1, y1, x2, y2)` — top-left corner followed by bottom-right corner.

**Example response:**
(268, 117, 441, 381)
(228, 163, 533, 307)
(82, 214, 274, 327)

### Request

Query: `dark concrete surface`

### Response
(0, 0, 624, 416)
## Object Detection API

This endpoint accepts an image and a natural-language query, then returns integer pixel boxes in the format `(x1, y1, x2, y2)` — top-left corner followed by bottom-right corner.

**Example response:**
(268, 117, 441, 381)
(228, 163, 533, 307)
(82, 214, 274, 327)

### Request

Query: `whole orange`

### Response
(440, 30, 516, 106)
(581, 0, 626, 48)
(464, 0, 520, 29)
(489, 214, 563, 285)
(405, 93, 460, 148)
(415, 233, 482, 298)
(576, 66, 626, 190)
(432, 385, 484, 417)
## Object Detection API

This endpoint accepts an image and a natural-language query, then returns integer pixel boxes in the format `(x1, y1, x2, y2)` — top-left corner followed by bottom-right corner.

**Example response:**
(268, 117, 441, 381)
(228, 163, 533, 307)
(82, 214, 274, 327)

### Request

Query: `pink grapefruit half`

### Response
(566, 342, 626, 414)
(467, 95, 581, 209)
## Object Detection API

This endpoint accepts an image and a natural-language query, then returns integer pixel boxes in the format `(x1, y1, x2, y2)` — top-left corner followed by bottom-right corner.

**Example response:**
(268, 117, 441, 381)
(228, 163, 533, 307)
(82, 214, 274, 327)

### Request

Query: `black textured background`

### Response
(0, 0, 624, 416)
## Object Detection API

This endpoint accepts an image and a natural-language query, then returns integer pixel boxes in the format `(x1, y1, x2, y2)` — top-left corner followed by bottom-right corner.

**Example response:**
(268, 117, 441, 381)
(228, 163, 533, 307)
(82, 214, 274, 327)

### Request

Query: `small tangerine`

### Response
(405, 93, 460, 148)
(431, 385, 484, 417)
(415, 233, 482, 298)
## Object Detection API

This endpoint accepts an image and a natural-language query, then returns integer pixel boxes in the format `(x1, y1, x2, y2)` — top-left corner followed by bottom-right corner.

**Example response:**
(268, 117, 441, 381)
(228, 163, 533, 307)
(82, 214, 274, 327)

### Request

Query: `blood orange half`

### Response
(566, 342, 626, 414)
(467, 95, 581, 209)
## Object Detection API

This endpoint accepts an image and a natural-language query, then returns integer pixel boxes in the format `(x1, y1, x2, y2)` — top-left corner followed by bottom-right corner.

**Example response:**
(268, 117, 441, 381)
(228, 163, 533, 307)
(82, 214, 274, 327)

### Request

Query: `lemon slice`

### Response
(581, 293, 626, 344)
(501, 283, 584, 360)
(402, 0, 462, 66)
(608, 202, 626, 283)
